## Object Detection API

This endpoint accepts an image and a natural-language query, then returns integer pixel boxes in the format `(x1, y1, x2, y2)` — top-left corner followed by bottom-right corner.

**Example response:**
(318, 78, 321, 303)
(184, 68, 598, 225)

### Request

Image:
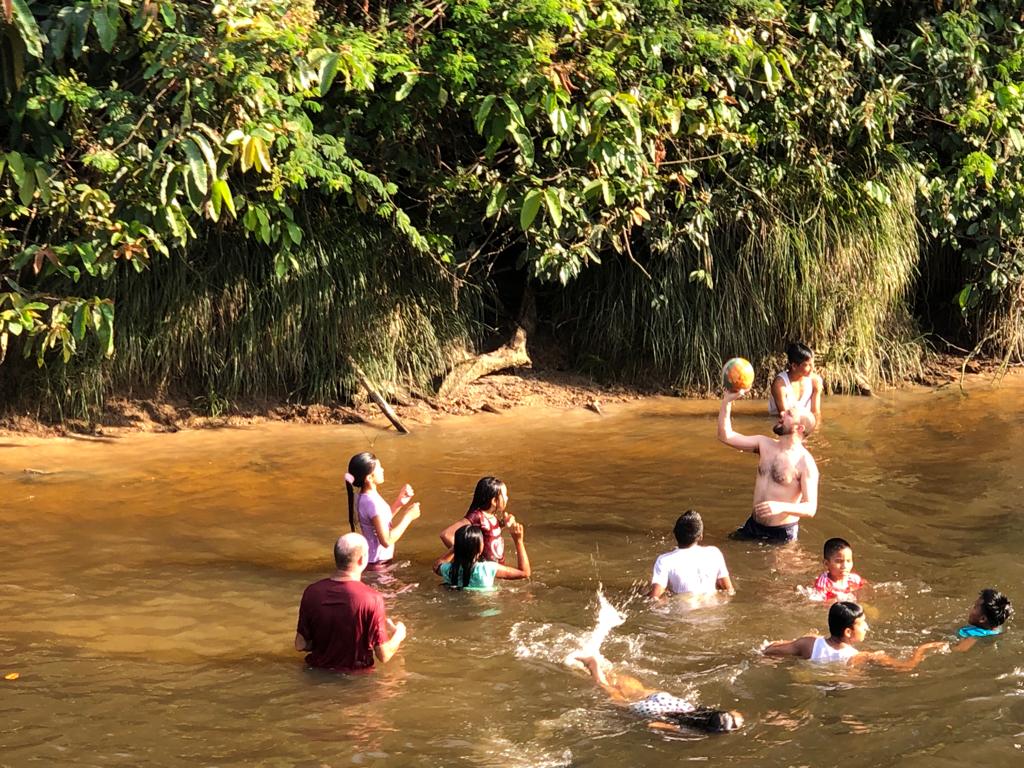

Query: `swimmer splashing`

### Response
(565, 592, 743, 734)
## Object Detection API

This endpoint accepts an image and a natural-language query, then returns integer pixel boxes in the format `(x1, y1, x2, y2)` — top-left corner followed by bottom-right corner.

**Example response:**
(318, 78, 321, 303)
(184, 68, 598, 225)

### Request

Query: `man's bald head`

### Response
(334, 532, 368, 570)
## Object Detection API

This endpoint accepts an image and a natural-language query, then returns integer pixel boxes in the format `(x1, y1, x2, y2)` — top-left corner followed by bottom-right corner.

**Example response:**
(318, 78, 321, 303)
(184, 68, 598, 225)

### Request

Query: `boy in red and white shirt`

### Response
(813, 537, 864, 601)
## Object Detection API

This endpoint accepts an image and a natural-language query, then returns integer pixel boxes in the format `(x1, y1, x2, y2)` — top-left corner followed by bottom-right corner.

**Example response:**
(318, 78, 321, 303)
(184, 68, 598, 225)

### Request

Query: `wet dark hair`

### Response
(828, 601, 864, 638)
(448, 525, 485, 589)
(978, 588, 1013, 628)
(673, 510, 703, 548)
(467, 476, 505, 516)
(786, 342, 814, 366)
(823, 537, 852, 560)
(666, 707, 741, 733)
(345, 452, 378, 532)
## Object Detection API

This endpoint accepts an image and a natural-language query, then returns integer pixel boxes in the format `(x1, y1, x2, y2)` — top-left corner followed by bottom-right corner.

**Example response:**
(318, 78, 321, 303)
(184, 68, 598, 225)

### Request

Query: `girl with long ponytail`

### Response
(344, 452, 421, 571)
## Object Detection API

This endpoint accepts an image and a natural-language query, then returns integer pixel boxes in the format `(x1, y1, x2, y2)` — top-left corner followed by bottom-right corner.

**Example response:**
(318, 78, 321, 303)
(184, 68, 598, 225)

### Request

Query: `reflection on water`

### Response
(1, 377, 1024, 766)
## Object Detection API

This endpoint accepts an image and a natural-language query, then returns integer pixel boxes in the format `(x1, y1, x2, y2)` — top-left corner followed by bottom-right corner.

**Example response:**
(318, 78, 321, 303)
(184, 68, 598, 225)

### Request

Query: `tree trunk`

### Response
(437, 327, 532, 401)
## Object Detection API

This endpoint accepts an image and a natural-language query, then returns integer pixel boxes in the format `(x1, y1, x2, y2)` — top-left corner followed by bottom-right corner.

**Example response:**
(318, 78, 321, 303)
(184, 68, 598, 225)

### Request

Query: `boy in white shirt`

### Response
(648, 510, 734, 599)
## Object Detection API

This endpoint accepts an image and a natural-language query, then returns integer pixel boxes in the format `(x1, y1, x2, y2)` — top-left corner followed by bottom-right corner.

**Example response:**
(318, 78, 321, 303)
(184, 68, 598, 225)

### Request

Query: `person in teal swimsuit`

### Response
(433, 523, 531, 590)
(954, 588, 1012, 652)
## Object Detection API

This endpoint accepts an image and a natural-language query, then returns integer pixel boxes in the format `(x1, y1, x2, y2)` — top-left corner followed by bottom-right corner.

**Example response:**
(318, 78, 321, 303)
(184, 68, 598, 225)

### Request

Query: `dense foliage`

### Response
(0, 0, 1022, 415)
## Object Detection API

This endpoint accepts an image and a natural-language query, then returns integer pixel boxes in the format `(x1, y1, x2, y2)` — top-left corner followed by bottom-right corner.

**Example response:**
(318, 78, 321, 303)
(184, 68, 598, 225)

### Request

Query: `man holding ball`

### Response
(717, 382, 819, 543)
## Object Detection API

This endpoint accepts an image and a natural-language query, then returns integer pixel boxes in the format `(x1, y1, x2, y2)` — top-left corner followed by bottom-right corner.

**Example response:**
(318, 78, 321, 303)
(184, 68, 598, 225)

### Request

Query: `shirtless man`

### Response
(717, 389, 818, 543)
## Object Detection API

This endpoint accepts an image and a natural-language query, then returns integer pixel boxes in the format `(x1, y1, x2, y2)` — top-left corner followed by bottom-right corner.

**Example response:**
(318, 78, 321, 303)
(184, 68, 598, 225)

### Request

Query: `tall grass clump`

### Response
(4, 211, 478, 419)
(561, 166, 925, 393)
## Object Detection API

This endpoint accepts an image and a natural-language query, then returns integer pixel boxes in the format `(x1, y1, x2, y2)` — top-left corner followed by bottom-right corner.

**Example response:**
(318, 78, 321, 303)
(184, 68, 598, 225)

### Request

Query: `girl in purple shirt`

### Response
(345, 452, 421, 570)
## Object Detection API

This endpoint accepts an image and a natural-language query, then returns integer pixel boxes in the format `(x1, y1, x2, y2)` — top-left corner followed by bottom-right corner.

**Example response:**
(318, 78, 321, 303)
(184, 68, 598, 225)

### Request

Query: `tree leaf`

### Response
(98, 302, 115, 357)
(212, 179, 236, 218)
(251, 136, 271, 173)
(92, 1, 119, 52)
(72, 303, 87, 341)
(485, 183, 506, 219)
(18, 164, 36, 205)
(395, 72, 418, 102)
(69, 5, 90, 59)
(182, 138, 208, 194)
(10, 0, 43, 58)
(502, 95, 526, 128)
(520, 188, 542, 231)
(318, 52, 340, 94)
(183, 167, 204, 212)
(474, 95, 496, 136)
(6, 151, 24, 186)
(189, 131, 218, 185)
(544, 187, 562, 228)
(509, 124, 534, 166)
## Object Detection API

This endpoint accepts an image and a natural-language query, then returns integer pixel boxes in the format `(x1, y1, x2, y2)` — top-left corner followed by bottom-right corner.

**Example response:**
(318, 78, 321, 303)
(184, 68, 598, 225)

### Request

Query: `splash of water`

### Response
(563, 588, 627, 667)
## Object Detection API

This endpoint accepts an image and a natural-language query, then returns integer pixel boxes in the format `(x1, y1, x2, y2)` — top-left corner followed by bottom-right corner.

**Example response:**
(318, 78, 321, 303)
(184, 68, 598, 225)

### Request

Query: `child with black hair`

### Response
(954, 588, 1013, 651)
(811, 537, 864, 601)
(768, 342, 823, 427)
(573, 653, 743, 734)
(647, 510, 734, 599)
(765, 601, 947, 668)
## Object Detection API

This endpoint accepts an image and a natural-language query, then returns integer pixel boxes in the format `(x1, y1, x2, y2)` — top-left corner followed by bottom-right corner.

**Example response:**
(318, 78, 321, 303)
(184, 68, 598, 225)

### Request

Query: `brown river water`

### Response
(2, 378, 1023, 767)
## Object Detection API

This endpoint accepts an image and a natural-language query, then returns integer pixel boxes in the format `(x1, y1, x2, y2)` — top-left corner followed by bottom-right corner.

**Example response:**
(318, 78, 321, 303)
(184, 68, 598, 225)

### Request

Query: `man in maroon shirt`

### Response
(295, 533, 407, 671)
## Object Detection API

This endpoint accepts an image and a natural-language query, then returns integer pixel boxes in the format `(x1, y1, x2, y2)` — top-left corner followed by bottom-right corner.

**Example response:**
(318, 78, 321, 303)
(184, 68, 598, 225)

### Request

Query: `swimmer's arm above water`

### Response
(439, 518, 469, 549)
(390, 483, 415, 514)
(763, 636, 815, 659)
(373, 502, 421, 547)
(850, 641, 948, 671)
(432, 550, 454, 575)
(373, 620, 407, 664)
(810, 373, 823, 427)
(494, 522, 531, 580)
(718, 391, 765, 453)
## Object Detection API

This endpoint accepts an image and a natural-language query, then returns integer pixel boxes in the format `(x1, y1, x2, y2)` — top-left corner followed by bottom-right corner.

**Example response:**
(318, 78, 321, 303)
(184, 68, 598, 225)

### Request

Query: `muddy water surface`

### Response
(2, 379, 1024, 767)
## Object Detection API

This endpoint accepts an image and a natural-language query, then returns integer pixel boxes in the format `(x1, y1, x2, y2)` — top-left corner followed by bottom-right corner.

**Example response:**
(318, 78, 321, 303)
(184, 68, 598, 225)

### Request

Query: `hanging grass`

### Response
(2, 212, 478, 420)
(560, 166, 926, 393)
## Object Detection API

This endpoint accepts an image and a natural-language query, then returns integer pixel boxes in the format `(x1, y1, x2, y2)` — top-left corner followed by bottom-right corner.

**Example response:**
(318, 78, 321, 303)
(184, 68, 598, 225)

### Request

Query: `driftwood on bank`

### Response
(346, 357, 410, 434)
(437, 326, 532, 401)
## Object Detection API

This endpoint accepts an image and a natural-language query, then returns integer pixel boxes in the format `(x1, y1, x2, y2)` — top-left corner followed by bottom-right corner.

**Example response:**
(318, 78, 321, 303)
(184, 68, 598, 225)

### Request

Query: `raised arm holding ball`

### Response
(717, 366, 819, 543)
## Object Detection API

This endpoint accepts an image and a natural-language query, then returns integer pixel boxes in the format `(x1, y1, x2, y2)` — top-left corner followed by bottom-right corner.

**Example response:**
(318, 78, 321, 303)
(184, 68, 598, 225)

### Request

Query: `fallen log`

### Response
(437, 326, 532, 401)
(346, 357, 410, 434)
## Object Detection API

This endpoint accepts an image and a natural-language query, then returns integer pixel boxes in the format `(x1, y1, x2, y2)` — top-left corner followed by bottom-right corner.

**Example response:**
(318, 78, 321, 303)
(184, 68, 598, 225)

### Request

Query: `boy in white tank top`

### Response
(764, 602, 948, 668)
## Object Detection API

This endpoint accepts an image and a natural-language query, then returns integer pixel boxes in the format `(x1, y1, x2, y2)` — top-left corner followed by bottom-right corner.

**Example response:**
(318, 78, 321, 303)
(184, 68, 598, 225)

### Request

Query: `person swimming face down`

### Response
(773, 404, 816, 437)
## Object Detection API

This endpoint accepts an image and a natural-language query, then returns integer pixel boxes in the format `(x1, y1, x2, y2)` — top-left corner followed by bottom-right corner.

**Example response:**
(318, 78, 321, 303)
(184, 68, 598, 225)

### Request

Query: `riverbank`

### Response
(0, 352, 1016, 438)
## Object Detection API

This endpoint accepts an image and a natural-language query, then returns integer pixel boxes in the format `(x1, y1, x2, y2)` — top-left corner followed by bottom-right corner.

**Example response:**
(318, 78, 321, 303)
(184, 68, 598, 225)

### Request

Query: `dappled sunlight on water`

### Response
(1, 377, 1023, 765)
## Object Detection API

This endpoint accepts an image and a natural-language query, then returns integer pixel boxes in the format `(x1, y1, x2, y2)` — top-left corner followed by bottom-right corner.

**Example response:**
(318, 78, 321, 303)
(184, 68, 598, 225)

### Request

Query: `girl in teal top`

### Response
(955, 588, 1012, 651)
(434, 523, 531, 590)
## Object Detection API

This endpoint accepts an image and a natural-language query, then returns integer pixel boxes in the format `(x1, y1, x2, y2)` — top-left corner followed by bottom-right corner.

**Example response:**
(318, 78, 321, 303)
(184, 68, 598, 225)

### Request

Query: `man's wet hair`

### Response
(978, 588, 1013, 628)
(823, 537, 852, 560)
(827, 601, 864, 638)
(673, 510, 704, 548)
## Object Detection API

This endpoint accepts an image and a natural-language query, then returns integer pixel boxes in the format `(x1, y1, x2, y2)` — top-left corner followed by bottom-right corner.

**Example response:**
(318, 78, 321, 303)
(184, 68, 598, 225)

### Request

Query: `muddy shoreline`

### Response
(0, 353, 1016, 438)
